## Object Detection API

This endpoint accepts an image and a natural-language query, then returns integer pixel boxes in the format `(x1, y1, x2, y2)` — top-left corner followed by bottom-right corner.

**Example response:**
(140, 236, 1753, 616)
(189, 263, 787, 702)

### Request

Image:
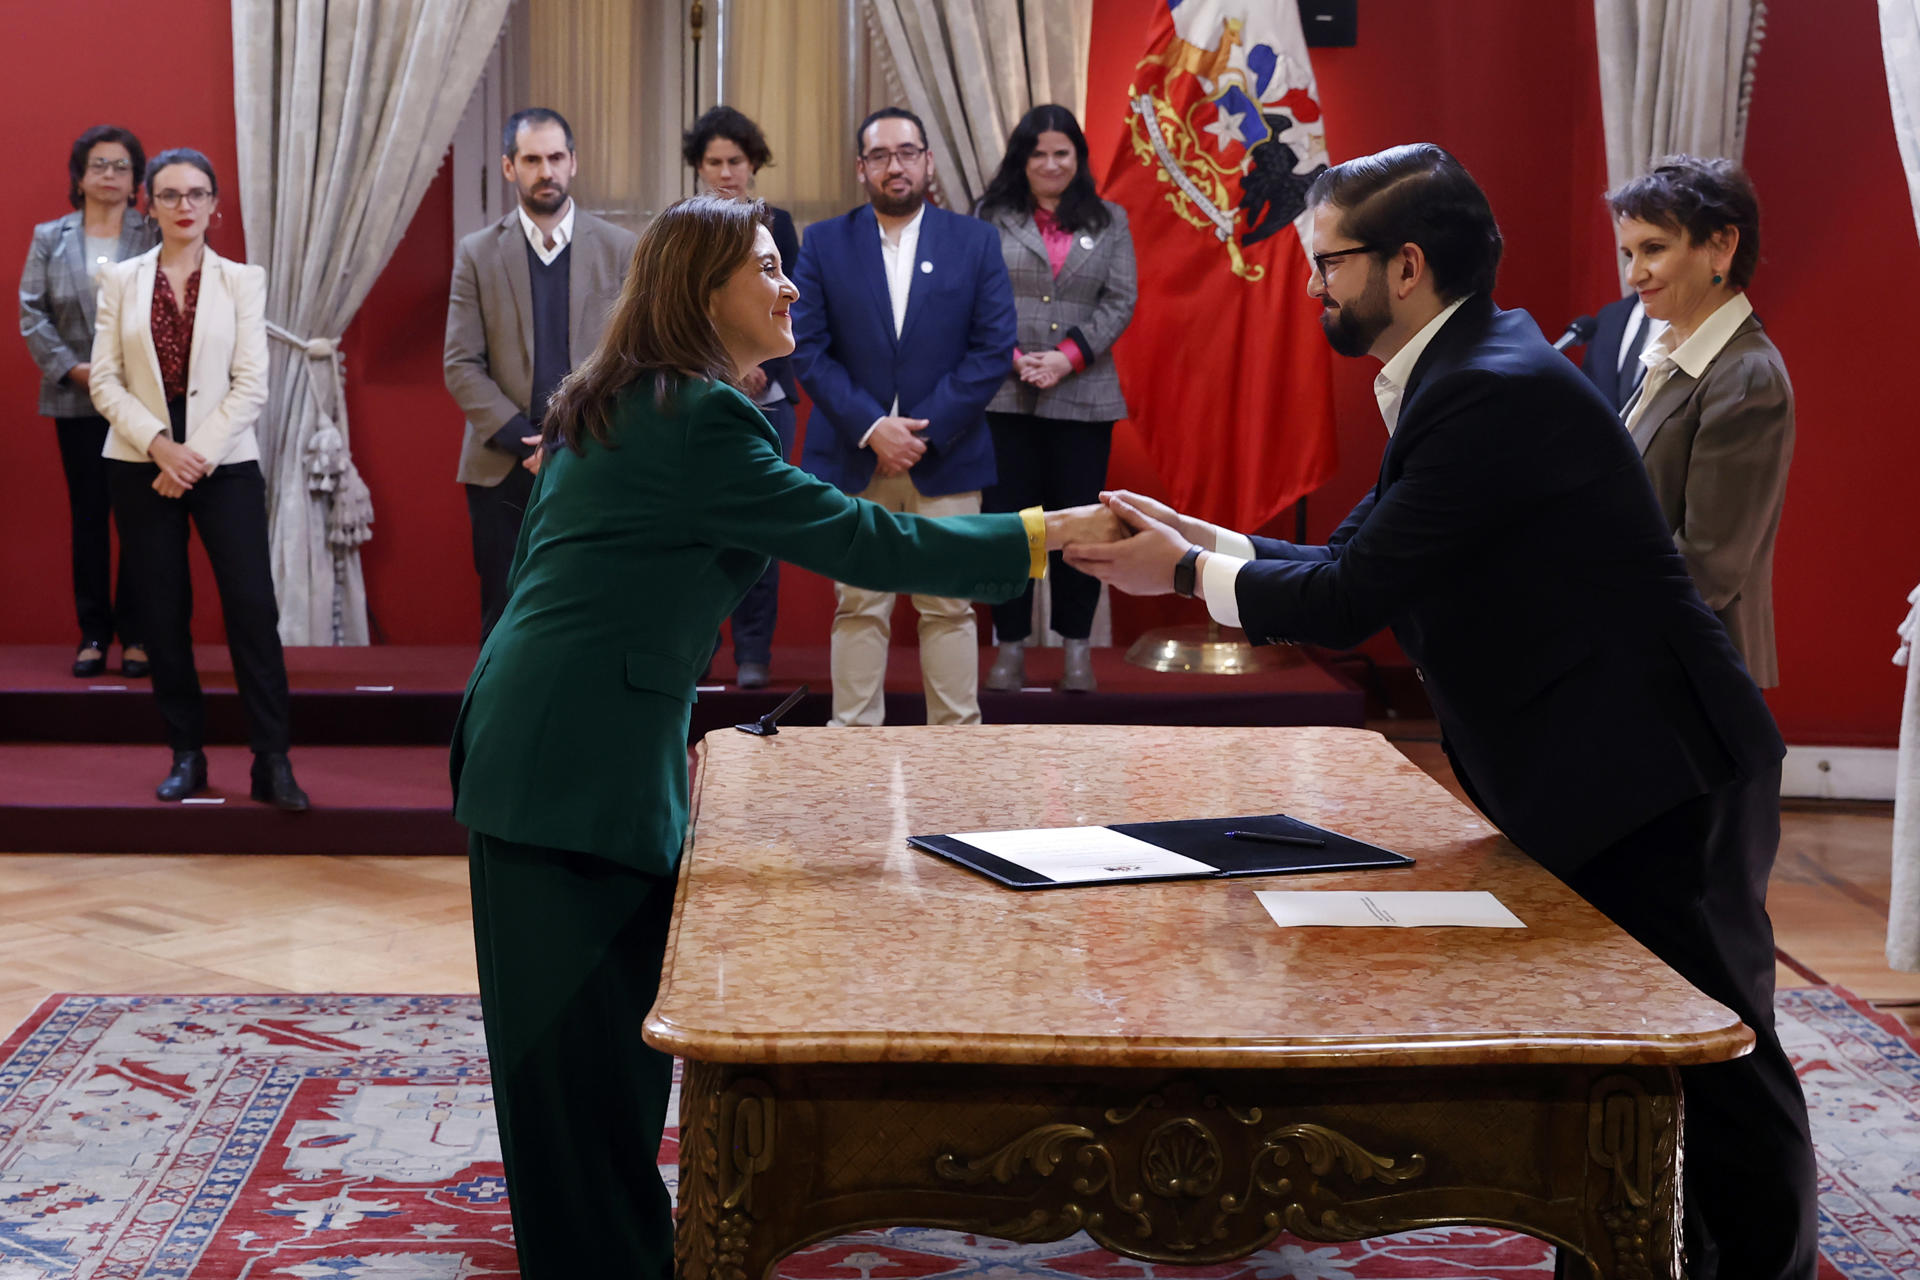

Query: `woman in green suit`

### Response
(450, 194, 1118, 1280)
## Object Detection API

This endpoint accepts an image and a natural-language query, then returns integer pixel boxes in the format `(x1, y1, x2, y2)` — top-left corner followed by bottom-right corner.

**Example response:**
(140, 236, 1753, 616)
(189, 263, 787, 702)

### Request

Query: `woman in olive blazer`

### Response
(1610, 157, 1792, 687)
(449, 194, 1117, 1280)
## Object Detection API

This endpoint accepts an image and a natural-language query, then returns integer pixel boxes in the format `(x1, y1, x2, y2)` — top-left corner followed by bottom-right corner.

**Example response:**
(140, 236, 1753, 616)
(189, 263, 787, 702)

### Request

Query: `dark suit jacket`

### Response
(1579, 293, 1647, 412)
(1631, 310, 1793, 687)
(1231, 296, 1783, 875)
(450, 378, 1031, 869)
(791, 203, 1016, 496)
(760, 205, 800, 402)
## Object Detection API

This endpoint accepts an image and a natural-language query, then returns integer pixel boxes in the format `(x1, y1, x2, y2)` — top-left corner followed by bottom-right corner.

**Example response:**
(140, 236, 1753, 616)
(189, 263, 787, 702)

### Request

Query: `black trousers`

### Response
(54, 414, 138, 645)
(106, 413, 291, 755)
(468, 831, 676, 1280)
(983, 412, 1112, 641)
(724, 400, 797, 665)
(1557, 762, 1816, 1280)
(466, 463, 537, 643)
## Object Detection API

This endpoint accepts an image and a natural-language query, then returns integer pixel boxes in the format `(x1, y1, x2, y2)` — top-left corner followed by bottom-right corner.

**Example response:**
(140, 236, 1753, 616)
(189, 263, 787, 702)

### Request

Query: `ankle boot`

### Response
(1058, 638, 1098, 693)
(250, 752, 310, 812)
(986, 641, 1026, 692)
(156, 750, 208, 801)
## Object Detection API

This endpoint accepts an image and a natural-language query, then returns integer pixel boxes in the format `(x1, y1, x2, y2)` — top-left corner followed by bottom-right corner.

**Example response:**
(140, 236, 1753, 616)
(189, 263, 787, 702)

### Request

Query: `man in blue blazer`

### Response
(790, 107, 1016, 726)
(1068, 145, 1814, 1280)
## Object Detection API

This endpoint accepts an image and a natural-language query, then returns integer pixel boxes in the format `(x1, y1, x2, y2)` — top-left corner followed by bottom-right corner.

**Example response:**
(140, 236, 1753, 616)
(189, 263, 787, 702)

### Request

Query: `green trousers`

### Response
(468, 829, 678, 1280)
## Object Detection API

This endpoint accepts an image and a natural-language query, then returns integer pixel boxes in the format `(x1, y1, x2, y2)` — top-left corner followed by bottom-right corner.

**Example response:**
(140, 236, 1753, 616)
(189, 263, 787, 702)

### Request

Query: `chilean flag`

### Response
(1103, 0, 1338, 530)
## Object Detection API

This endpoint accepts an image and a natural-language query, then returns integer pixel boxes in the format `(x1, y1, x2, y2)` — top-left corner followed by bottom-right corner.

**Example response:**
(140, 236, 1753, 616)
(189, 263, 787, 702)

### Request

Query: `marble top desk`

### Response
(647, 725, 1751, 1280)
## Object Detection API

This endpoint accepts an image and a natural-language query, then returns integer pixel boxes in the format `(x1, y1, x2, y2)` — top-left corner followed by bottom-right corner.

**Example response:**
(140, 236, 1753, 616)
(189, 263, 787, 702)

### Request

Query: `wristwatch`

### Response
(1173, 545, 1203, 598)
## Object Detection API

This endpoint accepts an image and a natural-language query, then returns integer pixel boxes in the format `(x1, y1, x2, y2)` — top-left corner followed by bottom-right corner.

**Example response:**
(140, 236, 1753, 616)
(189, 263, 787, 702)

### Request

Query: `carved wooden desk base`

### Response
(675, 1060, 1682, 1280)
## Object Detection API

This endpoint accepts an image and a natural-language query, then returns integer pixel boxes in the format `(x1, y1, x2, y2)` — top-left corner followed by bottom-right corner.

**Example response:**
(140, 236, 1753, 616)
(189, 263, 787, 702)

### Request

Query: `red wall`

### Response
(3, 0, 1912, 745)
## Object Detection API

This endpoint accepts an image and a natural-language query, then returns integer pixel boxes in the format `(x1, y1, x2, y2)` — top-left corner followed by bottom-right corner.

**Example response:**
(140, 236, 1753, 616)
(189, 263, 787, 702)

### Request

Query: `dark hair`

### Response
(503, 108, 575, 159)
(975, 104, 1111, 235)
(857, 106, 927, 154)
(542, 194, 764, 454)
(1606, 156, 1761, 289)
(69, 125, 145, 209)
(145, 148, 218, 201)
(1304, 142, 1503, 303)
(683, 105, 774, 173)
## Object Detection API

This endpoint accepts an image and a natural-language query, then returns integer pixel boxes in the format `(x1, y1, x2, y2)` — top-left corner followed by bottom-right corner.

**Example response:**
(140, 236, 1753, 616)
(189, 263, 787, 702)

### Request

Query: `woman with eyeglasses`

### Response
(19, 125, 159, 679)
(681, 105, 801, 689)
(89, 147, 306, 810)
(976, 104, 1137, 694)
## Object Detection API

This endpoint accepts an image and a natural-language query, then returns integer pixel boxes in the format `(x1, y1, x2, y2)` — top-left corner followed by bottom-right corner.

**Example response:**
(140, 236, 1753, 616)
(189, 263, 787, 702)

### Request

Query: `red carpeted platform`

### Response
(0, 642, 1362, 743)
(0, 744, 460, 854)
(0, 642, 1361, 855)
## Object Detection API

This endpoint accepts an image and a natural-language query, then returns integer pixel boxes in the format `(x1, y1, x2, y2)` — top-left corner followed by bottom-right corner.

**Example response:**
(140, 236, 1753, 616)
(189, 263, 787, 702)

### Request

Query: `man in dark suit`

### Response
(790, 106, 1016, 726)
(444, 108, 638, 641)
(1579, 291, 1651, 411)
(1067, 144, 1814, 1280)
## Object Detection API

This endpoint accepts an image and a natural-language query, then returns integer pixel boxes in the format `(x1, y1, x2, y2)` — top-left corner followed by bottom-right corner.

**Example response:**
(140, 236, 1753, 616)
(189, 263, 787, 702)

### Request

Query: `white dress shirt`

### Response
(517, 199, 576, 268)
(1622, 291, 1753, 452)
(1200, 297, 1469, 628)
(859, 204, 927, 447)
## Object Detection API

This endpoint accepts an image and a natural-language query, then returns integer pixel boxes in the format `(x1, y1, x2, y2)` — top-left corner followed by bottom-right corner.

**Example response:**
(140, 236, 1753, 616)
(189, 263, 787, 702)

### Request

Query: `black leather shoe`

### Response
(73, 641, 107, 679)
(736, 661, 770, 689)
(250, 753, 310, 812)
(120, 645, 150, 679)
(156, 750, 208, 801)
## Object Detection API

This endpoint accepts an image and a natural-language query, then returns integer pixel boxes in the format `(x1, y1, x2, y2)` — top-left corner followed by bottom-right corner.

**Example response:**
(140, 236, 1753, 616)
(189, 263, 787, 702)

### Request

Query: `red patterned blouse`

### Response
(151, 269, 202, 403)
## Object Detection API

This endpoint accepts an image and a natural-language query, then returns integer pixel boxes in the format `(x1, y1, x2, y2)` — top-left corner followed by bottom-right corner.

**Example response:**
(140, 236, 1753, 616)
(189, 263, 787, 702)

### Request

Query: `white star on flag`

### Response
(1202, 106, 1247, 152)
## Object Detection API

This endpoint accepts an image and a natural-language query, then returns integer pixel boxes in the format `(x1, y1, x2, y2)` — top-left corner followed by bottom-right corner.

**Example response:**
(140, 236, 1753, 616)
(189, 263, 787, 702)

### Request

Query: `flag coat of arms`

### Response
(1106, 0, 1339, 530)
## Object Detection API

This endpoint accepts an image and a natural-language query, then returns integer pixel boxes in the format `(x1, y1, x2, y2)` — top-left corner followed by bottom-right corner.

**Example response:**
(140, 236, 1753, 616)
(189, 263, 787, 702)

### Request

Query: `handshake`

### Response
(1041, 502, 1128, 552)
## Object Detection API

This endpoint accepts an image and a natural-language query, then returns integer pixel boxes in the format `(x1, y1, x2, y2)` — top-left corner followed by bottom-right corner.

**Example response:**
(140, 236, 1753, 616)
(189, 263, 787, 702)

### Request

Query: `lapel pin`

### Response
(920, 260, 933, 274)
(1080, 235, 1095, 249)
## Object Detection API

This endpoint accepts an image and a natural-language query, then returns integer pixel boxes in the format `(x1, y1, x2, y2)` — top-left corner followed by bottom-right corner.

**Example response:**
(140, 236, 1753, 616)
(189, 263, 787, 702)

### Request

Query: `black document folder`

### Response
(908, 813, 1413, 890)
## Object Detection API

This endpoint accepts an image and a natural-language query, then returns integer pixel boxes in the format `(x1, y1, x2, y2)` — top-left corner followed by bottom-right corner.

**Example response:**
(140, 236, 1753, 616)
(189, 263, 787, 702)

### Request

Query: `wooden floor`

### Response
(2, 724, 1915, 1040)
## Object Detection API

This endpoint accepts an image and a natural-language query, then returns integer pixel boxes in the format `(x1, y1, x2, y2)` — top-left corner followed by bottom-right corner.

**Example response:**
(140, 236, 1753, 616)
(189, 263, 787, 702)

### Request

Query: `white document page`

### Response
(949, 826, 1218, 884)
(1255, 890, 1525, 929)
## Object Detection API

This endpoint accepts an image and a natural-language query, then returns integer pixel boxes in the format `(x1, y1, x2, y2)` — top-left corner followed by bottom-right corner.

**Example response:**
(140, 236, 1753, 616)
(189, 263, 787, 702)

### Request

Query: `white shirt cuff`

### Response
(859, 418, 881, 450)
(1201, 552, 1246, 629)
(1211, 528, 1256, 560)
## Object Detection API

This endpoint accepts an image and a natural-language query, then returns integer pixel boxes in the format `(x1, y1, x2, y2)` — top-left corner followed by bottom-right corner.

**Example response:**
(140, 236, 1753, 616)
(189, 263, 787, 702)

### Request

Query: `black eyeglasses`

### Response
(86, 158, 133, 175)
(860, 145, 926, 168)
(1310, 244, 1380, 280)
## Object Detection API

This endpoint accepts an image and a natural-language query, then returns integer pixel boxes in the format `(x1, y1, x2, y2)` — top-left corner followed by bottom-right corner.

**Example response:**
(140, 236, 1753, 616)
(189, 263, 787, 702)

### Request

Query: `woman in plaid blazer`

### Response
(977, 105, 1137, 693)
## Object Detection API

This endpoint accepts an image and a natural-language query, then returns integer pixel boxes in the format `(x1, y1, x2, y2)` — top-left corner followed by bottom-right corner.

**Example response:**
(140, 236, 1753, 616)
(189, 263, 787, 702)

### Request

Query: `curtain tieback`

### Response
(266, 321, 371, 549)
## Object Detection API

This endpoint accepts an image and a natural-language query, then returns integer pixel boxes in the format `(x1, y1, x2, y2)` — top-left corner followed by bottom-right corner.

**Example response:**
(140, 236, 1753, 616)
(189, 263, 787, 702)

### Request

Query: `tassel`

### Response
(327, 461, 376, 549)
(306, 416, 347, 493)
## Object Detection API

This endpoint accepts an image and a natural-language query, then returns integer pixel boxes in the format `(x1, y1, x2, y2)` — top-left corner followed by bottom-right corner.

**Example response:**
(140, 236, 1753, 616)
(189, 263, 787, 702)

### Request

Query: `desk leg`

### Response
(673, 1061, 1683, 1280)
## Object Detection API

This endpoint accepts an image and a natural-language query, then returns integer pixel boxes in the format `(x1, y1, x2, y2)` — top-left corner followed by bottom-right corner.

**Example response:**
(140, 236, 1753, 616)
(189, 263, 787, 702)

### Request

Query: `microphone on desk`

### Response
(1552, 315, 1599, 352)
(735, 684, 810, 737)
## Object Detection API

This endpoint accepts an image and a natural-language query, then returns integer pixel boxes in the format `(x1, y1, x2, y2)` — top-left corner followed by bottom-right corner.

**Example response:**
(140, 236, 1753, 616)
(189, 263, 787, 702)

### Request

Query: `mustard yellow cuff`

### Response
(1019, 506, 1047, 579)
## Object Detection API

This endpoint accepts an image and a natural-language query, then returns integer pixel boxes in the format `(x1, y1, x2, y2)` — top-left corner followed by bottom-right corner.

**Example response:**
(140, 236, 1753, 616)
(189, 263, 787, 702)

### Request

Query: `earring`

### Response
(1711, 272, 1723, 285)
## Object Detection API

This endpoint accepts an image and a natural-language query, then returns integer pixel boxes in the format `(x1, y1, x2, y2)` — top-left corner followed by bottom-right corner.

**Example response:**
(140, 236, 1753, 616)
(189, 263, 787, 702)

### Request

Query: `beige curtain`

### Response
(1593, 0, 1769, 196)
(723, 0, 859, 226)
(865, 0, 1092, 212)
(233, 0, 513, 645)
(524, 0, 689, 230)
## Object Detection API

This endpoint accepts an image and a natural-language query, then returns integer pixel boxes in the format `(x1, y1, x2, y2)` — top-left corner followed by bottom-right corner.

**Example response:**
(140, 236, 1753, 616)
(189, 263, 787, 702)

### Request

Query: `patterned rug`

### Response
(0, 988, 1909, 1279)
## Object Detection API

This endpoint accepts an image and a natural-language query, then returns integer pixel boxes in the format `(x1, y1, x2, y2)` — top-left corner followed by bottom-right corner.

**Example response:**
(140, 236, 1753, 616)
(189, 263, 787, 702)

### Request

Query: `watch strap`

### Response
(1173, 544, 1203, 597)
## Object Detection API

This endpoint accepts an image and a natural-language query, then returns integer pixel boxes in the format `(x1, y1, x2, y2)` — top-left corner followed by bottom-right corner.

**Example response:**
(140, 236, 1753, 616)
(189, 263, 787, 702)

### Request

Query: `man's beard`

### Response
(1319, 270, 1391, 358)
(521, 182, 569, 216)
(869, 180, 927, 218)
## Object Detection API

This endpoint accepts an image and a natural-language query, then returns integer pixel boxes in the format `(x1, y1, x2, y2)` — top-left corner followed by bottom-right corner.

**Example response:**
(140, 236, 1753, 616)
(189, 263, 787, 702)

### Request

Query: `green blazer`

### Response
(450, 377, 1031, 872)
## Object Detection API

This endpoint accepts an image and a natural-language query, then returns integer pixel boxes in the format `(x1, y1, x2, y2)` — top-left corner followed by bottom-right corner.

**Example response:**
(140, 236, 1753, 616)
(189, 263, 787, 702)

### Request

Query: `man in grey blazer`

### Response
(444, 108, 637, 640)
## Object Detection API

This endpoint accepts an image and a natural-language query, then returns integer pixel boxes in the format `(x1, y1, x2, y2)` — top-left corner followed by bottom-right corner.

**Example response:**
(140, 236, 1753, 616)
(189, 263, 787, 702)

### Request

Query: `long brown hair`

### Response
(542, 194, 763, 453)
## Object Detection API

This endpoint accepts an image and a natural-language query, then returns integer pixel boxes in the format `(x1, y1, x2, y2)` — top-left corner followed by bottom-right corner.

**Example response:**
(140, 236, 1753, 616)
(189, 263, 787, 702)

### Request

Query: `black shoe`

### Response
(156, 750, 208, 801)
(736, 661, 770, 689)
(250, 752, 310, 812)
(73, 640, 108, 679)
(120, 645, 150, 679)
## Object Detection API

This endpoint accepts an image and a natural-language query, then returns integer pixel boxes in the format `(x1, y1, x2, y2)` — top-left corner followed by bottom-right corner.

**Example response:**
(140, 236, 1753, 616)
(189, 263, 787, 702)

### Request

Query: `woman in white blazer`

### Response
(90, 148, 305, 809)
